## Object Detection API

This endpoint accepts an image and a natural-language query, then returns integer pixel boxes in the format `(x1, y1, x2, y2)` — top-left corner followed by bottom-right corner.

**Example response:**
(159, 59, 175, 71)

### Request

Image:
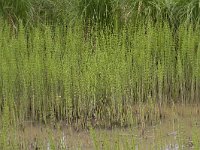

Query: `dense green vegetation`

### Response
(0, 20, 200, 126)
(1, 0, 200, 28)
(0, 0, 200, 149)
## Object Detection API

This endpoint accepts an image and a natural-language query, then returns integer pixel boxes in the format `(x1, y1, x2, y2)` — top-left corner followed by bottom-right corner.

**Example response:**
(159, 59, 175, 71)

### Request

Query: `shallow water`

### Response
(8, 105, 200, 149)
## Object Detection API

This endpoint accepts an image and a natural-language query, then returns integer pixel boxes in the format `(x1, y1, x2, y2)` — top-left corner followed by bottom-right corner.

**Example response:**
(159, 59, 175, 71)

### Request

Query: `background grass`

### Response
(1, 0, 200, 29)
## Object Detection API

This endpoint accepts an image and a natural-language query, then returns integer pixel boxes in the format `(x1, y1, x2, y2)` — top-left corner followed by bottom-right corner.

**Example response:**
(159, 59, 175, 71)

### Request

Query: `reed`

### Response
(0, 3, 200, 147)
(0, 21, 200, 128)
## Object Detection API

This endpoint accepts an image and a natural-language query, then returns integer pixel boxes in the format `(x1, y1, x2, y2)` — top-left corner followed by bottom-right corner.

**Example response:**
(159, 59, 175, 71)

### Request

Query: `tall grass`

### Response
(0, 21, 199, 128)
(0, 1, 200, 149)
(2, 0, 200, 29)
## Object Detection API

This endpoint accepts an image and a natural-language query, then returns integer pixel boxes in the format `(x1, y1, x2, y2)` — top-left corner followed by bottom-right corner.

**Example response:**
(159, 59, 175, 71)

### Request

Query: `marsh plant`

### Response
(0, 20, 200, 129)
(0, 0, 200, 149)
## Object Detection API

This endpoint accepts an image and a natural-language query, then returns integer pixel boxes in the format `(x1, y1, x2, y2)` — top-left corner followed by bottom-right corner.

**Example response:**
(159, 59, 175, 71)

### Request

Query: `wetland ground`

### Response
(12, 104, 200, 150)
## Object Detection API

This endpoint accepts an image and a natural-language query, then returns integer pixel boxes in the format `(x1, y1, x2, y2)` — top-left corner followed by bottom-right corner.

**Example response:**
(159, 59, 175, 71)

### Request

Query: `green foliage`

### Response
(0, 101, 10, 149)
(0, 12, 200, 148)
(0, 0, 33, 25)
(0, 21, 200, 127)
(2, 0, 200, 29)
(79, 0, 114, 27)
